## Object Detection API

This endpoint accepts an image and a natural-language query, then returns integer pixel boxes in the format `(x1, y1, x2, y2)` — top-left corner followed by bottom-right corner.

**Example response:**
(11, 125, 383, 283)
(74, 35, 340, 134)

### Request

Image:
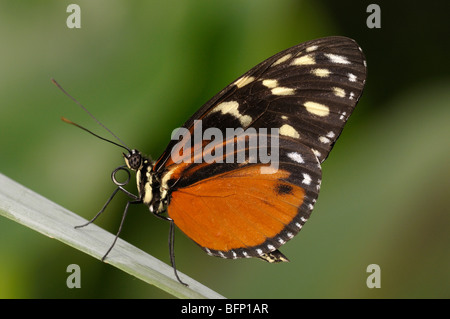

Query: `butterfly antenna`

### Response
(52, 78, 131, 152)
(61, 117, 129, 152)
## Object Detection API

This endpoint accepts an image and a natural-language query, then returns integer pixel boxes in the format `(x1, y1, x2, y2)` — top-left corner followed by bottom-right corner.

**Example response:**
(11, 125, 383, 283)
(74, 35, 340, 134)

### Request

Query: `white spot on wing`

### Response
(263, 79, 295, 95)
(280, 124, 300, 138)
(273, 53, 292, 66)
(306, 45, 318, 52)
(262, 79, 278, 88)
(302, 173, 312, 185)
(303, 101, 330, 117)
(332, 87, 346, 98)
(312, 149, 321, 158)
(210, 101, 252, 127)
(271, 87, 295, 96)
(287, 152, 304, 164)
(348, 73, 357, 82)
(319, 136, 331, 144)
(311, 68, 331, 77)
(324, 53, 351, 64)
(234, 76, 255, 88)
(326, 131, 335, 138)
(291, 54, 315, 66)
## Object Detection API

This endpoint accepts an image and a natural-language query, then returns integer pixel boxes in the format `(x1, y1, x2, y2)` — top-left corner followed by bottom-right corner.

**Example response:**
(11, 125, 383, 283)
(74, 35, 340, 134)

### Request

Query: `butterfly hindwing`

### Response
(167, 135, 321, 259)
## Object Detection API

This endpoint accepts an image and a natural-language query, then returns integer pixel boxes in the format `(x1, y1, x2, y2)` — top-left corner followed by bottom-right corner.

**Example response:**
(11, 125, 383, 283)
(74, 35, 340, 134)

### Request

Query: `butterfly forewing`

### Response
(154, 36, 366, 261)
(155, 36, 366, 171)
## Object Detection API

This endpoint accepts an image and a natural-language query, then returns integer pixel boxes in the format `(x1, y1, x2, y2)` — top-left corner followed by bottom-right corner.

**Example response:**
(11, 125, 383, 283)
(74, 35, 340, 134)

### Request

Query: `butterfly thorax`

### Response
(123, 149, 167, 214)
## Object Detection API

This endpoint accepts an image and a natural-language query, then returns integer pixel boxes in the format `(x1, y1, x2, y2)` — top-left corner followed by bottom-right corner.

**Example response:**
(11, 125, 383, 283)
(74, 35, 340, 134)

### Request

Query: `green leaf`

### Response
(0, 173, 224, 299)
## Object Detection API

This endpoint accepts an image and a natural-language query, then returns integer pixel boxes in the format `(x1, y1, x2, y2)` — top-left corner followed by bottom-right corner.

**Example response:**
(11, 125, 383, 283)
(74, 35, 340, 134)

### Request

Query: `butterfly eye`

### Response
(124, 150, 142, 170)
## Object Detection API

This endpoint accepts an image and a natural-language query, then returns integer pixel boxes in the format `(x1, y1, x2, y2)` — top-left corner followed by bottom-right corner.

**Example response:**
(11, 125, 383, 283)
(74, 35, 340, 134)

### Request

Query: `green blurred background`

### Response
(0, 0, 448, 298)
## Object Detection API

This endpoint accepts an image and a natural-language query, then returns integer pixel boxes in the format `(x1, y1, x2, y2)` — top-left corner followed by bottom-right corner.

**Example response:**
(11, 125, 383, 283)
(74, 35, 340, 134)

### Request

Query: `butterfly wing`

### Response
(154, 36, 367, 260)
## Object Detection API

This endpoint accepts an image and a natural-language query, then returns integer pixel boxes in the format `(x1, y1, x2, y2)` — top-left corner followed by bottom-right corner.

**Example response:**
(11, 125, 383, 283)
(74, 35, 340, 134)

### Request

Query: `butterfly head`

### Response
(123, 149, 143, 171)
(122, 149, 160, 210)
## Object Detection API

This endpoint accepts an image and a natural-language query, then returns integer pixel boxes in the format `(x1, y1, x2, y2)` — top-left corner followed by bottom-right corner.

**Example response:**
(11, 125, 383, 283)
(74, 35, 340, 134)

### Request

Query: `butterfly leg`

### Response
(74, 182, 142, 261)
(101, 199, 142, 261)
(75, 185, 139, 228)
(153, 212, 187, 286)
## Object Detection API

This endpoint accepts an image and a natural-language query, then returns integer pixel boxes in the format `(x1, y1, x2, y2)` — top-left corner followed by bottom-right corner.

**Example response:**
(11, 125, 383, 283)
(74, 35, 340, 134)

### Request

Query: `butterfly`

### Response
(62, 36, 367, 286)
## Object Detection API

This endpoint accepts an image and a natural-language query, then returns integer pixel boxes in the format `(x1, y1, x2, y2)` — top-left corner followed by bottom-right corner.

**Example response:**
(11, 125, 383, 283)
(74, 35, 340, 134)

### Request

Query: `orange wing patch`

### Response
(168, 165, 305, 253)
